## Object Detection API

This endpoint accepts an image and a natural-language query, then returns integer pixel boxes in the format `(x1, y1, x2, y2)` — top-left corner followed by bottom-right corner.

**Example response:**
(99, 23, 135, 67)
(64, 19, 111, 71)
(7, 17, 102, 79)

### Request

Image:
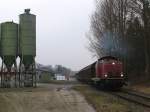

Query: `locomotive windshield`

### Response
(99, 58, 121, 64)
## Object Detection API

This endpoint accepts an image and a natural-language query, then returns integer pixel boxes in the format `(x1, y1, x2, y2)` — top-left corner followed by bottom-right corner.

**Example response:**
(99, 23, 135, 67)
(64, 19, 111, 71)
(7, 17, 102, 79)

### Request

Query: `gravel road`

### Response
(0, 83, 95, 112)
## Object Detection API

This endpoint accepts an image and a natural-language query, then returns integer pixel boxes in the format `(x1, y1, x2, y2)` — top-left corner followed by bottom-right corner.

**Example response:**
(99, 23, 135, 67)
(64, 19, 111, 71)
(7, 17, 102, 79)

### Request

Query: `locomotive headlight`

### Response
(121, 73, 124, 77)
(104, 74, 108, 77)
(112, 62, 115, 65)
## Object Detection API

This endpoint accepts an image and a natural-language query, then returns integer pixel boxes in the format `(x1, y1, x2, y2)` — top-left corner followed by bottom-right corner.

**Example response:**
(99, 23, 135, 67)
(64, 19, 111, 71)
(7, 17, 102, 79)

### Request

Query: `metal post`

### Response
(14, 61, 17, 87)
(34, 61, 36, 87)
(19, 60, 21, 87)
(1, 60, 4, 88)
(32, 63, 34, 87)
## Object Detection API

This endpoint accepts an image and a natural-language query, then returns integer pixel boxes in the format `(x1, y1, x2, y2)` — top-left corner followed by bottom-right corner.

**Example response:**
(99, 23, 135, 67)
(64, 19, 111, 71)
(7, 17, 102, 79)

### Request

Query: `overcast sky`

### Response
(0, 0, 96, 71)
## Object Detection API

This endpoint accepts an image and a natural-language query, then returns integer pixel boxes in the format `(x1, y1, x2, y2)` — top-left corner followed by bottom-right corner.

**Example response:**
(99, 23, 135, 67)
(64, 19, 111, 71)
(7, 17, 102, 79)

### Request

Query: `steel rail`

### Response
(111, 90, 150, 108)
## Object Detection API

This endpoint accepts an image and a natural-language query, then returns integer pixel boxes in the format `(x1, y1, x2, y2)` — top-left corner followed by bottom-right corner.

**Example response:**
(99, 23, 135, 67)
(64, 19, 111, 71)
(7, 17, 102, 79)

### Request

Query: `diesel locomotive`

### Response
(76, 56, 125, 89)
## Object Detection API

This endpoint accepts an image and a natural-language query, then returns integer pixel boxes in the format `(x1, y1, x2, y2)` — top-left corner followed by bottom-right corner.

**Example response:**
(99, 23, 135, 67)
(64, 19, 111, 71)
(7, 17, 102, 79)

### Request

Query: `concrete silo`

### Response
(19, 9, 36, 87)
(1, 22, 18, 87)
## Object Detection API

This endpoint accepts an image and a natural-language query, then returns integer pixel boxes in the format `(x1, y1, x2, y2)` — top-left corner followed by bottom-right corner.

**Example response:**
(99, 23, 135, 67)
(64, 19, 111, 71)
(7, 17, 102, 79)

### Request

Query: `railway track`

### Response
(110, 89, 150, 108)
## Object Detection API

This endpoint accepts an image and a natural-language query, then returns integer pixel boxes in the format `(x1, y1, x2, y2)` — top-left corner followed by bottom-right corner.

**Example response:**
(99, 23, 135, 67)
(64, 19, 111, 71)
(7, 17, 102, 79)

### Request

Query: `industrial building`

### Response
(0, 9, 36, 88)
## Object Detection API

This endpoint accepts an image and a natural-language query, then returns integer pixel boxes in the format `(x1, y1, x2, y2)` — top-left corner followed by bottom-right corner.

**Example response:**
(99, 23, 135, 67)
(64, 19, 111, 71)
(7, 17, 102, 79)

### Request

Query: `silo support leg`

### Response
(1, 61, 4, 88)
(14, 62, 17, 87)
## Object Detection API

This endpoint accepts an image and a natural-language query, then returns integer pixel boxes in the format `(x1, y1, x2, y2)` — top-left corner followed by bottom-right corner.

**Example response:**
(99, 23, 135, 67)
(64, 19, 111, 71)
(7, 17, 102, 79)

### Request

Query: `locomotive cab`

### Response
(96, 58, 123, 79)
(95, 56, 125, 88)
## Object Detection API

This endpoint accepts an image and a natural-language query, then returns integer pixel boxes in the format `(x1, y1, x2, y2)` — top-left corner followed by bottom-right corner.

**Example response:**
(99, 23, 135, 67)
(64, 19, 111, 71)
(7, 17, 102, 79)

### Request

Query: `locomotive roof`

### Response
(98, 56, 118, 60)
(77, 56, 119, 74)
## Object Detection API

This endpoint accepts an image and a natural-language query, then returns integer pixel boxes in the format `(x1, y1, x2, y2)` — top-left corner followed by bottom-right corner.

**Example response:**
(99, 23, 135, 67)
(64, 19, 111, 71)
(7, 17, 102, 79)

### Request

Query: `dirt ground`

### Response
(0, 83, 96, 112)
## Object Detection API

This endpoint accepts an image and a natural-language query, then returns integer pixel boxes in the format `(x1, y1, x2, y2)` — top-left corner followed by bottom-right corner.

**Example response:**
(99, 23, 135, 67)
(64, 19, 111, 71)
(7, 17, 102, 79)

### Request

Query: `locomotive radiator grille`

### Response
(108, 72, 120, 78)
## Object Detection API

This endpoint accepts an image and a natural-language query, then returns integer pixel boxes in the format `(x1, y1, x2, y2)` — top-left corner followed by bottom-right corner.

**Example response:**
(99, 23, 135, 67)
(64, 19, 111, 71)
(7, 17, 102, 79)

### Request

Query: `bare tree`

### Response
(88, 0, 131, 58)
(88, 0, 150, 76)
(130, 0, 150, 74)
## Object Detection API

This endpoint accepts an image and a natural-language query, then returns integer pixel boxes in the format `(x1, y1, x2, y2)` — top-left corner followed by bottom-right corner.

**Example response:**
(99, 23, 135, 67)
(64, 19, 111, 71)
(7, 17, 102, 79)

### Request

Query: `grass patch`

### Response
(129, 83, 150, 94)
(73, 85, 149, 112)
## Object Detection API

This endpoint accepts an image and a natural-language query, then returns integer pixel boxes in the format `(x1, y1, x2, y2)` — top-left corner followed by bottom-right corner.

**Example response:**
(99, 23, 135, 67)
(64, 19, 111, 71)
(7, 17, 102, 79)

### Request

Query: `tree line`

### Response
(37, 63, 74, 77)
(88, 0, 150, 82)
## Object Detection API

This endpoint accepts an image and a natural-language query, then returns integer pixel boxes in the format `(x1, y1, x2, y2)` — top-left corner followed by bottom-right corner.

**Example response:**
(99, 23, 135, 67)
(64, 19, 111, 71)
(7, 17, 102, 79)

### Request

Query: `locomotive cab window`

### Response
(101, 59, 118, 64)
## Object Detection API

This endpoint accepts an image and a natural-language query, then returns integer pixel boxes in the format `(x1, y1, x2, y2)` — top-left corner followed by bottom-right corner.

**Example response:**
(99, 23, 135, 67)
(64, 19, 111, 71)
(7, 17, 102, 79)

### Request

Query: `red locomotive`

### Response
(76, 56, 125, 89)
